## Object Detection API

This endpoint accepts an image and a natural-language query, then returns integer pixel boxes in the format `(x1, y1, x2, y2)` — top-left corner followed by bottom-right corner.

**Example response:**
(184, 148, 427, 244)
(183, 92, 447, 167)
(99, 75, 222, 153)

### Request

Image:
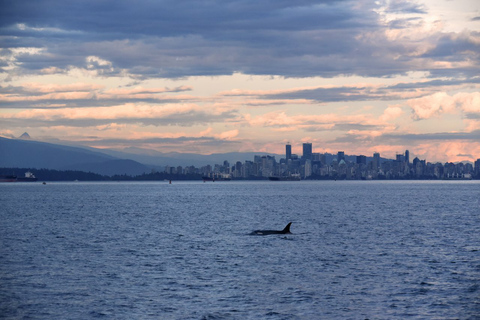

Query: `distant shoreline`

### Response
(1, 167, 478, 182)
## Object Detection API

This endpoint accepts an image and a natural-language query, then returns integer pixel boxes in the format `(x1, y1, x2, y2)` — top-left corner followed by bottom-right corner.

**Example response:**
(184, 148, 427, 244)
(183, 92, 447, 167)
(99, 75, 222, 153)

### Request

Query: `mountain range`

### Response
(0, 136, 281, 176)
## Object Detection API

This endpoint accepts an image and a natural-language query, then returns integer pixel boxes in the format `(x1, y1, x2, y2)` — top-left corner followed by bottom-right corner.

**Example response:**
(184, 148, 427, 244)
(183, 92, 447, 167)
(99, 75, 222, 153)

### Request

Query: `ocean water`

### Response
(0, 180, 479, 319)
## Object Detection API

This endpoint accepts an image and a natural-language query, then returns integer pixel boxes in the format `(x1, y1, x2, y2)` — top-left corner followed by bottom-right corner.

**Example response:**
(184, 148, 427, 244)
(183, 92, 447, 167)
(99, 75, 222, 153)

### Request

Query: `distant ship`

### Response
(0, 171, 38, 182)
(268, 174, 301, 181)
(17, 171, 38, 182)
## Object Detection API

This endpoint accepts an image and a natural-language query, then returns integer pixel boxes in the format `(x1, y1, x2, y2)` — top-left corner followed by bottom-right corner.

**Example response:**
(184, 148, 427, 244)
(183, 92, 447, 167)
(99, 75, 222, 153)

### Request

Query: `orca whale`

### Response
(250, 222, 292, 235)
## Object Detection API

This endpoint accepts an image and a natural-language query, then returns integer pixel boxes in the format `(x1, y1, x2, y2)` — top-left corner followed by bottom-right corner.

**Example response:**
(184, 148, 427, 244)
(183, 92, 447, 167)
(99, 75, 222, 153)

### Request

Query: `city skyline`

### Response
(1, 1, 479, 163)
(169, 141, 480, 180)
(195, 141, 480, 180)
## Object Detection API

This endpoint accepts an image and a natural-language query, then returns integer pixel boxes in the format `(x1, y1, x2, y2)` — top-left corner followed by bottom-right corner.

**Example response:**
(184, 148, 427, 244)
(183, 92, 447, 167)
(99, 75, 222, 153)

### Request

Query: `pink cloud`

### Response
(1, 103, 237, 126)
(413, 142, 480, 162)
(21, 82, 104, 93)
(408, 91, 480, 120)
(379, 105, 404, 122)
(408, 92, 457, 120)
(216, 129, 239, 140)
(103, 86, 192, 95)
(0, 91, 95, 102)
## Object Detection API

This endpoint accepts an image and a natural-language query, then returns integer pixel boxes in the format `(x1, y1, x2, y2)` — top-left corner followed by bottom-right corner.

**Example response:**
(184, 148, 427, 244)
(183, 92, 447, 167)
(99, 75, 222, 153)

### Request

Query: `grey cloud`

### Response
(456, 153, 473, 157)
(0, 98, 188, 109)
(387, 77, 480, 90)
(380, 130, 480, 142)
(0, 1, 359, 38)
(328, 134, 373, 144)
(73, 136, 242, 151)
(304, 123, 381, 132)
(465, 113, 480, 120)
(332, 123, 380, 131)
(79, 136, 218, 145)
(329, 128, 480, 144)
(266, 86, 375, 103)
(421, 33, 480, 60)
(0, 0, 386, 78)
(0, 109, 240, 128)
(0, 84, 194, 109)
(383, 0, 426, 14)
(0, 0, 477, 79)
(262, 77, 480, 103)
(132, 110, 241, 127)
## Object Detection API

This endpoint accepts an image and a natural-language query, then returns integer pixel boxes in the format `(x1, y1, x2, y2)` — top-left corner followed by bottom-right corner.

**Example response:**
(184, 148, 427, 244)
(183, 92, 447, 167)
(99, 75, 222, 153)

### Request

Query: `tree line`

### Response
(0, 168, 203, 181)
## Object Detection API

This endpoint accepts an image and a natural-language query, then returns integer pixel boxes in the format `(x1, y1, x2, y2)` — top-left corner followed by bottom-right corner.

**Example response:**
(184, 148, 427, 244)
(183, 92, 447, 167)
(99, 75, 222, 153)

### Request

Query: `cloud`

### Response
(2, 0, 477, 79)
(381, 130, 480, 142)
(223, 77, 480, 104)
(248, 111, 395, 135)
(0, 103, 241, 127)
(0, 82, 196, 108)
(0, 1, 369, 77)
(379, 105, 404, 121)
(103, 86, 192, 95)
(215, 129, 239, 140)
(326, 129, 480, 162)
(408, 92, 456, 119)
(380, 0, 427, 14)
(21, 82, 105, 93)
(0, 130, 16, 138)
(455, 92, 480, 113)
(408, 91, 480, 120)
(64, 132, 244, 153)
(411, 141, 480, 162)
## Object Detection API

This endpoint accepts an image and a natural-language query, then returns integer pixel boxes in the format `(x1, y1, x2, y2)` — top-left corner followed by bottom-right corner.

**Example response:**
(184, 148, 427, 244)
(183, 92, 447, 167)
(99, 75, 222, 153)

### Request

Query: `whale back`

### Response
(250, 222, 293, 235)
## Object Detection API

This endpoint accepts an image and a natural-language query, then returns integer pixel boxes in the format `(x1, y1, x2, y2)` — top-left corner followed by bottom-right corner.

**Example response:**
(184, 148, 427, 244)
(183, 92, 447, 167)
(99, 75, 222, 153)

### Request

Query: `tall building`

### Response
(373, 152, 380, 168)
(319, 154, 326, 165)
(356, 155, 367, 165)
(405, 150, 410, 164)
(304, 159, 312, 178)
(303, 143, 312, 161)
(337, 151, 345, 162)
(286, 143, 292, 160)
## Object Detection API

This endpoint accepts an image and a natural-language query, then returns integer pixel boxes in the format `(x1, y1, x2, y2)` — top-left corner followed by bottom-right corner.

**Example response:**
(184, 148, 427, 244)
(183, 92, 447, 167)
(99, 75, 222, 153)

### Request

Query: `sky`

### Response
(1, 0, 479, 163)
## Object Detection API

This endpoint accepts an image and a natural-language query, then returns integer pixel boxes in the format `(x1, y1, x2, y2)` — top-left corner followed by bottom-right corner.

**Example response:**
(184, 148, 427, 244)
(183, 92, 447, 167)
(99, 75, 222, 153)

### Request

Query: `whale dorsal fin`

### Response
(282, 222, 292, 234)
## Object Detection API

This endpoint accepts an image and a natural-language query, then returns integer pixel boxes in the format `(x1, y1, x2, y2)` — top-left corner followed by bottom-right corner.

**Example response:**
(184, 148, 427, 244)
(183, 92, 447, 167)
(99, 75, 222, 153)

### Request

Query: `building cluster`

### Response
(163, 143, 480, 180)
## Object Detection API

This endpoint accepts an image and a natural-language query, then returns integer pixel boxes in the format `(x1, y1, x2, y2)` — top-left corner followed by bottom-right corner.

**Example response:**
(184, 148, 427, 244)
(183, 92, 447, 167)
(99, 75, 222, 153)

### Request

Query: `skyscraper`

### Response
(286, 143, 292, 160)
(304, 159, 312, 178)
(356, 155, 367, 165)
(337, 151, 345, 162)
(405, 150, 410, 164)
(303, 143, 312, 161)
(373, 152, 380, 168)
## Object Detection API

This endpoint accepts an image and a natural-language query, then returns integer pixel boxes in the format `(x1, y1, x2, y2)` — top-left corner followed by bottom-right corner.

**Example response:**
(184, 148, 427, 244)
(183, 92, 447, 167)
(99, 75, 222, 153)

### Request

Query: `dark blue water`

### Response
(1, 181, 479, 319)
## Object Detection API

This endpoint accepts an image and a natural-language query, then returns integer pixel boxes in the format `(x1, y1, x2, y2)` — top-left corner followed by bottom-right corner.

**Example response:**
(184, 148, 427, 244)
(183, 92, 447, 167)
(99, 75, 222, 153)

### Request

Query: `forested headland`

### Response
(0, 168, 203, 182)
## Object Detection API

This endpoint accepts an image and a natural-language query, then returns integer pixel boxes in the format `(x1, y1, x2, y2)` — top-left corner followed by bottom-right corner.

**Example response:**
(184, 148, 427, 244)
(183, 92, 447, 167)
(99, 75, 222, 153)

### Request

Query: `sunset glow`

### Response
(1, 0, 479, 162)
